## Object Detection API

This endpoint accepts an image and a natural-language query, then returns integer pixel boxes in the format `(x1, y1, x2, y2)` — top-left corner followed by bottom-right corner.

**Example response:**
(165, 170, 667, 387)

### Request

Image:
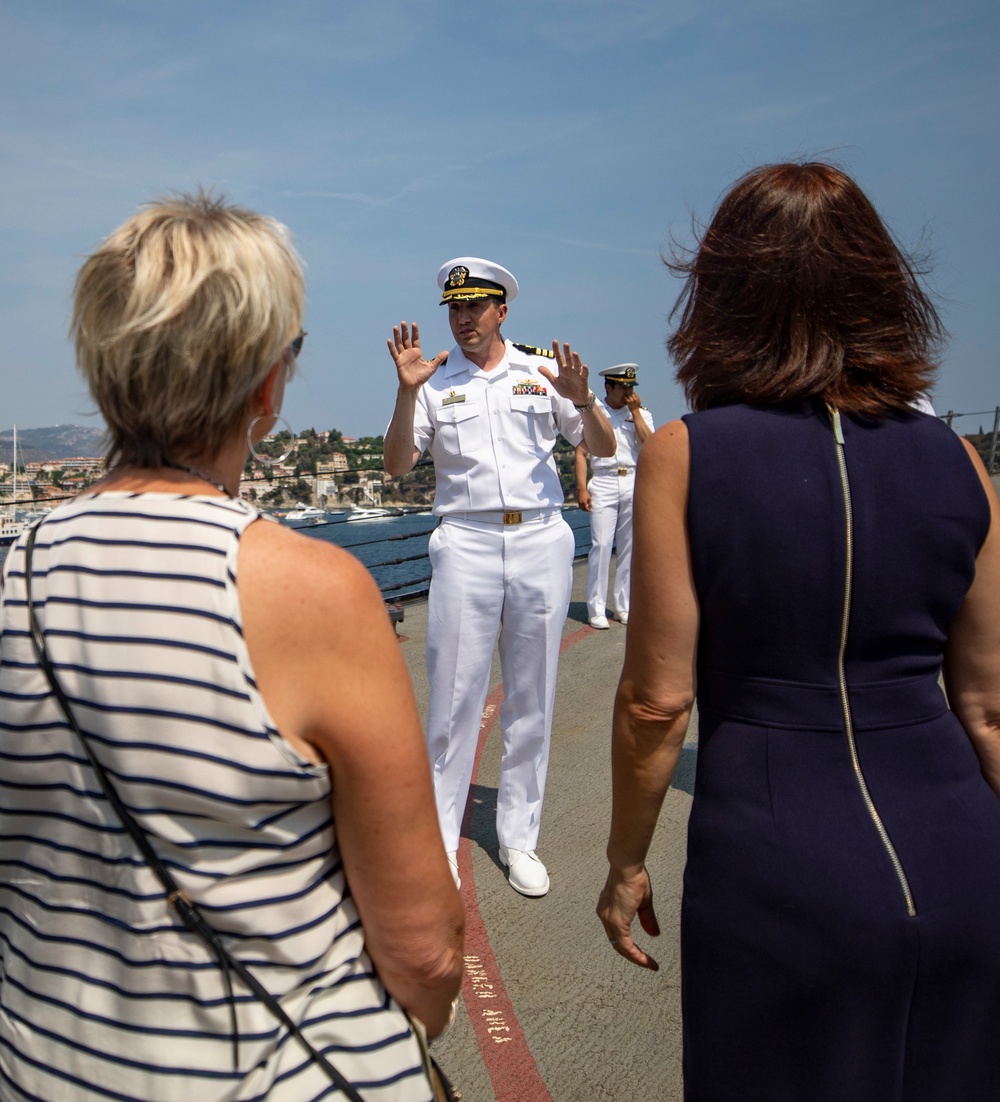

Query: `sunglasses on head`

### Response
(289, 331, 307, 358)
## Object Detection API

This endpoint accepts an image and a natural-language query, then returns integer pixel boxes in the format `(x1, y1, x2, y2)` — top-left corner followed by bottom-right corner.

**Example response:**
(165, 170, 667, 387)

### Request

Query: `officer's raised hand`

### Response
(387, 321, 448, 391)
(540, 341, 591, 407)
(543, 342, 617, 457)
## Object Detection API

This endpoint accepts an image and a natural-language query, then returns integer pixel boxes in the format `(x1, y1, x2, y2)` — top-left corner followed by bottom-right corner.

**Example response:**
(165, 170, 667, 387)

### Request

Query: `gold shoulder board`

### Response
(512, 342, 555, 358)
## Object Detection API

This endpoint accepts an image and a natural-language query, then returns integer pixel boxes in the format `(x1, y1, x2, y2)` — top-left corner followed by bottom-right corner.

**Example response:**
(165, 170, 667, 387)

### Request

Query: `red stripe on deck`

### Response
(455, 621, 601, 1100)
(560, 623, 596, 653)
(456, 684, 554, 1102)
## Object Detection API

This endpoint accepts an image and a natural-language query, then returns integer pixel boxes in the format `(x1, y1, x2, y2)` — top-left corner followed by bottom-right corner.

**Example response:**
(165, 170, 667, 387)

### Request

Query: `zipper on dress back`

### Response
(829, 406, 916, 917)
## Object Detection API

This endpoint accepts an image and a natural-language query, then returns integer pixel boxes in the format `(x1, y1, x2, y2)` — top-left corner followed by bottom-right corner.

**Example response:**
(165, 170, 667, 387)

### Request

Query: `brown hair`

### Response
(668, 162, 942, 414)
(72, 190, 304, 468)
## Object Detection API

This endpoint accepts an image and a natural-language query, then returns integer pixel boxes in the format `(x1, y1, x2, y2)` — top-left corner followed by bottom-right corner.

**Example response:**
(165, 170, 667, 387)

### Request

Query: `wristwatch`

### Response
(574, 390, 596, 412)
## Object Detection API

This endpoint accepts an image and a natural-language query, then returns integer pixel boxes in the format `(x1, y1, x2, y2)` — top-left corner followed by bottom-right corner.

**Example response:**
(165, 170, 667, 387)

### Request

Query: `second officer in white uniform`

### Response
(384, 258, 614, 896)
(575, 364, 655, 629)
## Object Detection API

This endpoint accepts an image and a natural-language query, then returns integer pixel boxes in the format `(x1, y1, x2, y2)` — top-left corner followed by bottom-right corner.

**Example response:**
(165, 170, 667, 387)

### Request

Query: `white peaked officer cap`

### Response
(438, 257, 519, 305)
(600, 364, 639, 384)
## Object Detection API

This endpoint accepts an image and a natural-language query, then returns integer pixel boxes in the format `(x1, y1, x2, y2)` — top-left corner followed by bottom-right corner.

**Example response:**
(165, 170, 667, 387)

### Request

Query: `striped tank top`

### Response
(0, 493, 433, 1101)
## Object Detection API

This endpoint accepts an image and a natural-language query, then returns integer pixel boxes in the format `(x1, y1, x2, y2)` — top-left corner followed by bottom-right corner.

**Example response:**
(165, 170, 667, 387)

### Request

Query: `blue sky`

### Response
(2, 0, 997, 440)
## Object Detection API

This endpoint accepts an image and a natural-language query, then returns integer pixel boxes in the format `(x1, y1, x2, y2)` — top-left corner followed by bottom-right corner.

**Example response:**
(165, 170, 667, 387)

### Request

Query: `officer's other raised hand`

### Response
(387, 321, 448, 391)
(625, 391, 642, 413)
(540, 341, 590, 406)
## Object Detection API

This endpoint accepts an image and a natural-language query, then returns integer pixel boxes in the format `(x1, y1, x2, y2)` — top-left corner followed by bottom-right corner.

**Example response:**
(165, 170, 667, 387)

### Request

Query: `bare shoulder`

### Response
(238, 518, 385, 627)
(646, 418, 689, 452)
(638, 420, 690, 486)
(235, 517, 405, 756)
(959, 438, 1000, 508)
(956, 440, 1000, 583)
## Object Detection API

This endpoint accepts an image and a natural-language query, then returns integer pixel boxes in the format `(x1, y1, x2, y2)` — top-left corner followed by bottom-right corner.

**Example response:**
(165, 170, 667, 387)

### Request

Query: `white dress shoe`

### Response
(447, 851, 461, 890)
(589, 614, 610, 630)
(498, 845, 550, 897)
(616, 611, 629, 625)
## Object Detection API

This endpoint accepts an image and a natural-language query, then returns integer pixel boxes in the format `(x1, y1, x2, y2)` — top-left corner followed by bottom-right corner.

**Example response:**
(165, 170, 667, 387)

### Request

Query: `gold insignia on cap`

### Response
(601, 363, 639, 383)
(448, 265, 469, 289)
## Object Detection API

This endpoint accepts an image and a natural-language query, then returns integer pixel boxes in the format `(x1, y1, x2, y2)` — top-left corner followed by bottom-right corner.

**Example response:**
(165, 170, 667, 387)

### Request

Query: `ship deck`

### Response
(395, 557, 695, 1102)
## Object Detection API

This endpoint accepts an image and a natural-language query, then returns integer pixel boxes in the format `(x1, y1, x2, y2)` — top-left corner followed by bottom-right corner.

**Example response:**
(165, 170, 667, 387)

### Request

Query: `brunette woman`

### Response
(598, 163, 1000, 1101)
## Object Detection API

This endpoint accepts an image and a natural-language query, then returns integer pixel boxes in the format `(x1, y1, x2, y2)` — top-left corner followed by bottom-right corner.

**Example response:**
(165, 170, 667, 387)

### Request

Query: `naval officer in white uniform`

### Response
(575, 364, 654, 629)
(384, 258, 614, 896)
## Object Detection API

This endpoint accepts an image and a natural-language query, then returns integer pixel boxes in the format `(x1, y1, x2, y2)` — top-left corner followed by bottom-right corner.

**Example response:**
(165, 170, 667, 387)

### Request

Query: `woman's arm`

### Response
(943, 441, 1000, 798)
(238, 521, 464, 1035)
(597, 420, 699, 970)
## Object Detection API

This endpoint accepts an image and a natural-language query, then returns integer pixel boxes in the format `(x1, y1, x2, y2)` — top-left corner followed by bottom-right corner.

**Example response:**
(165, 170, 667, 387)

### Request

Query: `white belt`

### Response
(593, 467, 635, 477)
(444, 508, 558, 526)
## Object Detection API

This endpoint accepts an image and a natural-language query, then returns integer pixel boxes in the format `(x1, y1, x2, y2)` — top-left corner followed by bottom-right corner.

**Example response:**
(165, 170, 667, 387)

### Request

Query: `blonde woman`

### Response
(0, 193, 463, 1101)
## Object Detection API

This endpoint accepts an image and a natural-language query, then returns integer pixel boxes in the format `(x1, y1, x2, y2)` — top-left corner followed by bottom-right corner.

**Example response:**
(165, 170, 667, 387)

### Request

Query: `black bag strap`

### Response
(23, 523, 366, 1102)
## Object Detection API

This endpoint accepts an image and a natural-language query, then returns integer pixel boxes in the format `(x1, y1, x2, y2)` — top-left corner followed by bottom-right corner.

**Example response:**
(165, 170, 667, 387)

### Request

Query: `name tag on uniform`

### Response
(442, 392, 466, 406)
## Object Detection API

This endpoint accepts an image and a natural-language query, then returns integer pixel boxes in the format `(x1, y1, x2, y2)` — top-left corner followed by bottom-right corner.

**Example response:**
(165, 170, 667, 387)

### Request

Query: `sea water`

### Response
(306, 508, 591, 599)
(0, 508, 593, 598)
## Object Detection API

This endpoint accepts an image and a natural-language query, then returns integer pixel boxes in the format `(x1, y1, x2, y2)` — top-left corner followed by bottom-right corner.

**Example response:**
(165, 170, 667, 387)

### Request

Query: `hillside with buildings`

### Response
(5, 417, 996, 515)
(1, 424, 429, 511)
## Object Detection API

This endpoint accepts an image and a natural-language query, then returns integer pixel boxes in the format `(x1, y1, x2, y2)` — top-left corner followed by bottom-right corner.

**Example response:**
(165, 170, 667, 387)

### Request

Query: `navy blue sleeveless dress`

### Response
(681, 402, 1000, 1102)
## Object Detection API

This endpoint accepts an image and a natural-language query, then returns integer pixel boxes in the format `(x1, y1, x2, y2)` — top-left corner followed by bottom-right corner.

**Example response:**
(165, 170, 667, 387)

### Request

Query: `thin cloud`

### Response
(277, 190, 389, 206)
(547, 236, 657, 258)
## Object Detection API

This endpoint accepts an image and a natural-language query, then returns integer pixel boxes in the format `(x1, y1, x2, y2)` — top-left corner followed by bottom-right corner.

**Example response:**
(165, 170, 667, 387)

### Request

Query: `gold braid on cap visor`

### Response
(440, 286, 505, 302)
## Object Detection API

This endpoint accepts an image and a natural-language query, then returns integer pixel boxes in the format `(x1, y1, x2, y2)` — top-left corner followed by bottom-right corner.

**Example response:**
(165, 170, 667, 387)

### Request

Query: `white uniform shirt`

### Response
(410, 340, 586, 515)
(589, 397, 655, 474)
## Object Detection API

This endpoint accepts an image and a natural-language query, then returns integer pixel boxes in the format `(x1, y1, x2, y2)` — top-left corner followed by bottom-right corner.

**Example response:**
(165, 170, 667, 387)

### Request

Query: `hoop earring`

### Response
(247, 414, 295, 465)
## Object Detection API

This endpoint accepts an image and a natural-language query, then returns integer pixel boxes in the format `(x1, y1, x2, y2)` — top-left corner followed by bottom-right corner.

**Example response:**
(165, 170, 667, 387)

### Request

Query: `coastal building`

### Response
(317, 453, 348, 474)
(315, 478, 340, 507)
(55, 457, 106, 475)
(24, 461, 65, 477)
(357, 474, 382, 507)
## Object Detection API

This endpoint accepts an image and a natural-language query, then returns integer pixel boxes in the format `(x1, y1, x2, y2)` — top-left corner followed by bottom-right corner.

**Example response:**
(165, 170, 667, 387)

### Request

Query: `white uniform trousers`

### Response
(586, 471, 636, 620)
(425, 511, 575, 853)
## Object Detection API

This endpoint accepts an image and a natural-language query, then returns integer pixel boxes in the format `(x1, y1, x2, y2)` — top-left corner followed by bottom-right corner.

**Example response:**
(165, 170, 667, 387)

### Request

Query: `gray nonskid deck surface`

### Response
(395, 558, 695, 1101)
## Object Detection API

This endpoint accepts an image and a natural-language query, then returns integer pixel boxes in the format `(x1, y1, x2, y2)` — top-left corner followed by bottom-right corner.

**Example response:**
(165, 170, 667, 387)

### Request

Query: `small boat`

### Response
(16, 506, 53, 525)
(283, 504, 328, 527)
(279, 504, 354, 529)
(345, 507, 392, 522)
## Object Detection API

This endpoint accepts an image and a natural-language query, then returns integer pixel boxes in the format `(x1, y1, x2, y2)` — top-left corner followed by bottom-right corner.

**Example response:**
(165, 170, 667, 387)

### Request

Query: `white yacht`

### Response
(345, 507, 392, 522)
(283, 503, 328, 526)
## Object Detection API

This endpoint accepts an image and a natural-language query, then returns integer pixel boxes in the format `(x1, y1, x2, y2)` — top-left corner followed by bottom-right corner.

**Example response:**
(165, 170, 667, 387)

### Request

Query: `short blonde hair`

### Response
(72, 190, 305, 467)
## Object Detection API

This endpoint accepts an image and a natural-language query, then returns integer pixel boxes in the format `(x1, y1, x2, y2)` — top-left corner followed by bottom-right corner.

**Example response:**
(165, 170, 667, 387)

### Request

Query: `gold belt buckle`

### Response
(503, 511, 523, 525)
(617, 467, 629, 476)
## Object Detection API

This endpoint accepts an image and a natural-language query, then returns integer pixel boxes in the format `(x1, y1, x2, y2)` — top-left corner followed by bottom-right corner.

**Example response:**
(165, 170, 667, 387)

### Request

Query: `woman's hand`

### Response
(597, 865, 660, 971)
